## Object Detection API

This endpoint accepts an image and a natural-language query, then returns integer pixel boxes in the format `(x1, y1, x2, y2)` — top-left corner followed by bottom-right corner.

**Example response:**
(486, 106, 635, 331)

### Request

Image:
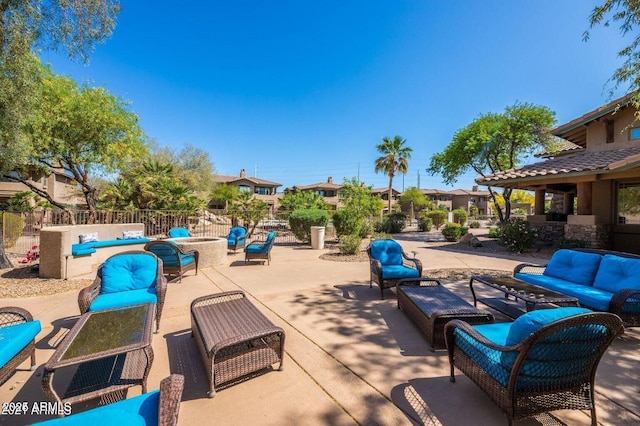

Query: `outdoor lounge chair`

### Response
(366, 239, 422, 299)
(167, 227, 191, 238)
(244, 231, 276, 265)
(227, 226, 247, 252)
(444, 307, 624, 426)
(78, 251, 167, 333)
(144, 240, 199, 282)
(35, 374, 184, 425)
(0, 307, 41, 385)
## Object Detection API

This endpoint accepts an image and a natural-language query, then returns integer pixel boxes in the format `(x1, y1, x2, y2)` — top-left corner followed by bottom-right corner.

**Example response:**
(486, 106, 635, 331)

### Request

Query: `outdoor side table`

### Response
(191, 291, 285, 397)
(42, 304, 155, 414)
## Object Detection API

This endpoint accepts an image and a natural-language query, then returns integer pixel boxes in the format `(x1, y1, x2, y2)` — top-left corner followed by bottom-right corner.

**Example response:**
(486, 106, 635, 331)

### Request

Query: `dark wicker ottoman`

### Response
(191, 291, 285, 397)
(397, 278, 494, 351)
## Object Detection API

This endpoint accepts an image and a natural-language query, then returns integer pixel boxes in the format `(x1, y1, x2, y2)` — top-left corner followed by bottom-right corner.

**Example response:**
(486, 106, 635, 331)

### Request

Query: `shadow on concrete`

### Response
(163, 328, 209, 401)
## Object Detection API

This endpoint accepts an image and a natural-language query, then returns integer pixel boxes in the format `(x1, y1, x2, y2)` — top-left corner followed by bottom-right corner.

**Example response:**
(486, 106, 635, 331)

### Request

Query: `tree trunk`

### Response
(0, 220, 13, 269)
(502, 188, 513, 221)
(387, 176, 394, 214)
(487, 186, 505, 222)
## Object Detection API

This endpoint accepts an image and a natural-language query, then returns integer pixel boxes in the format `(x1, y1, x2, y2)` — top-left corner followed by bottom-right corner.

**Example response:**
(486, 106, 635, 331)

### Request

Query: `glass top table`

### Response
(470, 275, 580, 319)
(42, 304, 155, 411)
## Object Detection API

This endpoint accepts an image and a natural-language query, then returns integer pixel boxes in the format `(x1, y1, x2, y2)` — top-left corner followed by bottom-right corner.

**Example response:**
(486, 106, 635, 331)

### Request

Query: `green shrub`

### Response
(339, 234, 362, 255)
(289, 209, 330, 243)
(488, 227, 500, 238)
(358, 219, 373, 239)
(451, 208, 468, 226)
(0, 212, 24, 249)
(371, 232, 393, 241)
(441, 222, 463, 242)
(418, 217, 433, 232)
(426, 210, 447, 230)
(469, 221, 481, 228)
(555, 237, 588, 250)
(498, 218, 537, 253)
(332, 209, 361, 237)
(375, 212, 406, 234)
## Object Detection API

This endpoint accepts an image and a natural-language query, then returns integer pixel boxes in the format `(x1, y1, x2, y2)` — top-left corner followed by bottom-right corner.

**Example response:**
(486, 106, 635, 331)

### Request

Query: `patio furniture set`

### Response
(2, 241, 285, 423)
(367, 239, 635, 425)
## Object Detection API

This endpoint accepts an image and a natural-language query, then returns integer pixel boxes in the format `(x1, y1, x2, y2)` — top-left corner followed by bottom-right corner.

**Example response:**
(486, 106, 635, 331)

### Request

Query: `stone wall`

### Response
(530, 221, 565, 244)
(565, 223, 612, 249)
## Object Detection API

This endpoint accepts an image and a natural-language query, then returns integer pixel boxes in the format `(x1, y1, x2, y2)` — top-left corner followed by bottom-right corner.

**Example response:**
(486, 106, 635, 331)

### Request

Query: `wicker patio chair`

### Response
(445, 307, 624, 426)
(366, 239, 422, 299)
(35, 374, 184, 425)
(227, 226, 247, 252)
(144, 240, 199, 282)
(78, 251, 167, 333)
(244, 231, 276, 265)
(0, 307, 41, 385)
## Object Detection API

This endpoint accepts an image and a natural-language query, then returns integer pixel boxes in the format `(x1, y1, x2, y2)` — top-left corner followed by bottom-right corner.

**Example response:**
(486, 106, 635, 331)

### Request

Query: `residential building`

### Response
(448, 186, 492, 215)
(477, 92, 640, 254)
(371, 187, 400, 213)
(422, 189, 453, 210)
(0, 168, 81, 206)
(211, 169, 281, 213)
(284, 177, 343, 208)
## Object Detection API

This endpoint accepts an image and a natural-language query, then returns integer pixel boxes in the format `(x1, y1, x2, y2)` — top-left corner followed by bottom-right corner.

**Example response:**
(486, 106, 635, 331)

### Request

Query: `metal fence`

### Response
(1, 209, 329, 257)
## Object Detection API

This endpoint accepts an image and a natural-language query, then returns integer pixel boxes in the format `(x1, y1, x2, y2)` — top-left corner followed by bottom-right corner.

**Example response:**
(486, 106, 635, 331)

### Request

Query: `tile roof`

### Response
(476, 146, 640, 185)
(214, 174, 281, 187)
(535, 138, 584, 158)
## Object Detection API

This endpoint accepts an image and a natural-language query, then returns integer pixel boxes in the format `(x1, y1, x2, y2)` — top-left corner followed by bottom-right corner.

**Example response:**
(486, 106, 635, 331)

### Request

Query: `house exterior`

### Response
(284, 177, 343, 208)
(448, 186, 492, 215)
(0, 168, 81, 206)
(212, 169, 281, 213)
(476, 93, 640, 254)
(371, 187, 400, 213)
(422, 189, 452, 210)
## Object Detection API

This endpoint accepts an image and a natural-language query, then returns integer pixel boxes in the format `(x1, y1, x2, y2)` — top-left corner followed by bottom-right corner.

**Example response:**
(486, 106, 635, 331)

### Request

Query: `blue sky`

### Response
(42, 0, 629, 192)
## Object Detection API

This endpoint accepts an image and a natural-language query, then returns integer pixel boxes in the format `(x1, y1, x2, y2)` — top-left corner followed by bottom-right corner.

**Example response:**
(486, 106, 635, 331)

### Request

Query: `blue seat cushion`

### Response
(515, 273, 614, 311)
(89, 288, 157, 311)
(381, 265, 420, 279)
(34, 389, 159, 425)
(245, 244, 269, 253)
(593, 255, 640, 293)
(455, 324, 513, 387)
(72, 238, 150, 256)
(164, 253, 196, 267)
(505, 307, 592, 346)
(0, 321, 41, 369)
(542, 249, 602, 286)
(101, 254, 158, 294)
(370, 240, 403, 266)
(168, 228, 189, 238)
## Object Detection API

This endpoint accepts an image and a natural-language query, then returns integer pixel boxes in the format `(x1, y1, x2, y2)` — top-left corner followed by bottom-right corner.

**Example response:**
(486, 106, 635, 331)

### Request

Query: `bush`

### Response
(358, 219, 373, 239)
(488, 227, 500, 238)
(289, 209, 330, 243)
(498, 218, 537, 253)
(332, 209, 361, 237)
(469, 221, 481, 228)
(555, 237, 588, 250)
(426, 210, 448, 230)
(418, 217, 433, 232)
(375, 212, 406, 234)
(441, 222, 463, 242)
(0, 212, 24, 249)
(371, 232, 393, 241)
(451, 208, 468, 226)
(339, 234, 362, 255)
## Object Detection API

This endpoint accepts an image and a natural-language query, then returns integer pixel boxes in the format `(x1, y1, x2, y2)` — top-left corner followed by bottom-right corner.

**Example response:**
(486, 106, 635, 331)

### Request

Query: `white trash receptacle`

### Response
(310, 226, 325, 250)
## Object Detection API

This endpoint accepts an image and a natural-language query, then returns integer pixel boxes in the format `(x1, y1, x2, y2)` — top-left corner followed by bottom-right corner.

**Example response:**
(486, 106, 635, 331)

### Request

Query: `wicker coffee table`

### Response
(42, 304, 155, 412)
(191, 291, 285, 397)
(397, 278, 494, 351)
(470, 275, 579, 319)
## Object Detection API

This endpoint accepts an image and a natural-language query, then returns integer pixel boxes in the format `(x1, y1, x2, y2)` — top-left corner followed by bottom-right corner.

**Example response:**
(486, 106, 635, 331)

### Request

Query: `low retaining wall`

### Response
(40, 223, 148, 279)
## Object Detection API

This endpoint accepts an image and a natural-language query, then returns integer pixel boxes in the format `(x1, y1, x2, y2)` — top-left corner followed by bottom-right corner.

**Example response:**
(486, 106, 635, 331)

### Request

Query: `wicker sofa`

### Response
(514, 248, 640, 326)
(0, 307, 41, 385)
(35, 374, 184, 425)
(445, 307, 624, 426)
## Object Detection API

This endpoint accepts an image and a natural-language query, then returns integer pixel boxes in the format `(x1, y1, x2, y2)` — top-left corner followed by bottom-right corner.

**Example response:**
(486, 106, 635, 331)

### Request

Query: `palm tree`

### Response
(374, 136, 412, 213)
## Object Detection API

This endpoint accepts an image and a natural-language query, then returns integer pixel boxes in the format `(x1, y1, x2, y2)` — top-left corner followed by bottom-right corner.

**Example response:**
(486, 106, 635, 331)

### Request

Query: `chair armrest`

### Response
(401, 251, 422, 275)
(445, 319, 513, 353)
(513, 262, 547, 275)
(158, 374, 185, 426)
(156, 259, 168, 304)
(78, 277, 102, 314)
(609, 288, 640, 316)
(369, 258, 382, 275)
(0, 307, 33, 327)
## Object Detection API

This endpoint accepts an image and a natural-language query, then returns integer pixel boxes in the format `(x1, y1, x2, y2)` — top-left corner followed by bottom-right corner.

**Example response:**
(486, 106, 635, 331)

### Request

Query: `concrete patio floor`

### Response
(1, 237, 639, 425)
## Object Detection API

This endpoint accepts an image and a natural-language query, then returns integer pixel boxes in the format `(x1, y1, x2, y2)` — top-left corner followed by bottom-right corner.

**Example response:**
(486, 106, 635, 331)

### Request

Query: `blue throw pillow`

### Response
(593, 255, 640, 293)
(543, 250, 602, 286)
(101, 254, 158, 293)
(505, 307, 592, 346)
(370, 240, 403, 266)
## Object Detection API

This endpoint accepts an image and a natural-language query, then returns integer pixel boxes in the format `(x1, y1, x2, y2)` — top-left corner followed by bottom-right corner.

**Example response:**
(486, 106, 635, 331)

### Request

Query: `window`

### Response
(315, 190, 326, 196)
(42, 176, 48, 189)
(238, 185, 251, 192)
(617, 182, 640, 225)
(630, 127, 640, 140)
(254, 186, 270, 195)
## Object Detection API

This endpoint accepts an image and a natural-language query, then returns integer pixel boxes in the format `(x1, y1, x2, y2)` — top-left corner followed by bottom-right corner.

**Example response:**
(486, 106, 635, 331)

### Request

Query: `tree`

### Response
(428, 103, 556, 221)
(278, 191, 330, 214)
(0, 0, 121, 268)
(585, 1, 640, 107)
(209, 183, 240, 210)
(11, 66, 146, 220)
(228, 191, 269, 237)
(398, 187, 433, 219)
(374, 136, 412, 213)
